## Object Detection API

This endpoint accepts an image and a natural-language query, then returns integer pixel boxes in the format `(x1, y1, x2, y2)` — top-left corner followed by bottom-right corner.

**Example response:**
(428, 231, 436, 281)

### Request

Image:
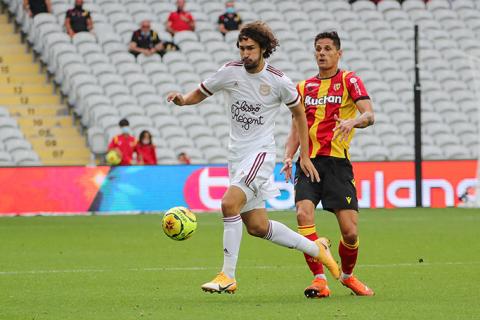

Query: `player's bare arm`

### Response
(290, 104, 320, 183)
(333, 99, 374, 142)
(280, 118, 299, 182)
(167, 88, 207, 106)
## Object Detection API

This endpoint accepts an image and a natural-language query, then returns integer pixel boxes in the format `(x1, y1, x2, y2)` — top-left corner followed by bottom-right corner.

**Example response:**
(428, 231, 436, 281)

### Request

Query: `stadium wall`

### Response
(0, 160, 476, 216)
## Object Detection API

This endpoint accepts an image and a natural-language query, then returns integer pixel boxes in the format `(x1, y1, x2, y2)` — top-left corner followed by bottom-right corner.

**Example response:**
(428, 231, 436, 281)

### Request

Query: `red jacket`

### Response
(168, 10, 194, 32)
(108, 134, 137, 165)
(136, 143, 157, 165)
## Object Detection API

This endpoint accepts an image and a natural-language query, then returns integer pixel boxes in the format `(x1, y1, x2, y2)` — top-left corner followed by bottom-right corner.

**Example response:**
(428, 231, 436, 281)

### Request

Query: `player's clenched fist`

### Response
(167, 92, 185, 106)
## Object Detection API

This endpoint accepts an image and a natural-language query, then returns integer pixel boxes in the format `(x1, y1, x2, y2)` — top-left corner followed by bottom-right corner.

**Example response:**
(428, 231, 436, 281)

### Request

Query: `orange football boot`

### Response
(340, 275, 374, 296)
(304, 278, 330, 298)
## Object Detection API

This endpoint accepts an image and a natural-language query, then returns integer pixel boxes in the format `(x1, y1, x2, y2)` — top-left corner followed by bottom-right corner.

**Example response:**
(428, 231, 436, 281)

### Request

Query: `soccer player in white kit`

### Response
(167, 21, 339, 294)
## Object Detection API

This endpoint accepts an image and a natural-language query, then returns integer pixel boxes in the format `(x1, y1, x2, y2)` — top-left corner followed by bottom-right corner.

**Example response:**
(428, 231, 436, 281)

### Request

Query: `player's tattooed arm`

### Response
(167, 89, 207, 106)
(353, 99, 375, 129)
(333, 99, 374, 141)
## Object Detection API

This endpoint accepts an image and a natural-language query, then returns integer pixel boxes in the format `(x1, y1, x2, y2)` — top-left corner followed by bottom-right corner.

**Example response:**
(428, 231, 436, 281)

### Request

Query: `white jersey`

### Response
(199, 61, 300, 160)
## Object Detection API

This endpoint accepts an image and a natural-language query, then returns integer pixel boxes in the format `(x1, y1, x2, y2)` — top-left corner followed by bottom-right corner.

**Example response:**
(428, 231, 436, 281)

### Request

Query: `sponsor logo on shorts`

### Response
(346, 196, 352, 204)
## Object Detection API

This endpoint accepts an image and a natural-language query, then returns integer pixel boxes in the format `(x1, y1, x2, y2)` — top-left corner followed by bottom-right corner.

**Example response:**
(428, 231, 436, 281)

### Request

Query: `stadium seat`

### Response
(15, 0, 476, 163)
(118, 105, 144, 119)
(422, 145, 444, 159)
(187, 125, 215, 139)
(116, 63, 143, 77)
(194, 136, 222, 149)
(11, 149, 41, 165)
(156, 147, 177, 164)
(159, 126, 185, 141)
(0, 116, 18, 129)
(363, 145, 390, 161)
(168, 136, 195, 151)
(451, 122, 478, 136)
(444, 145, 472, 159)
(4, 139, 32, 153)
(355, 133, 382, 149)
(0, 151, 13, 166)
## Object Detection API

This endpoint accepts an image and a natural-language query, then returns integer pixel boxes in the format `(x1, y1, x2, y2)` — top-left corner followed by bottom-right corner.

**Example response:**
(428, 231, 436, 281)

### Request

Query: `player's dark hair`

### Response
(237, 21, 279, 58)
(139, 130, 152, 145)
(119, 118, 129, 127)
(314, 31, 341, 50)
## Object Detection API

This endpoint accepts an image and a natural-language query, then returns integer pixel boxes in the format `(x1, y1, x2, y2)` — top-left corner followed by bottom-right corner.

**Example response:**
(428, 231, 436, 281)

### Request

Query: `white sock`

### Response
(315, 274, 327, 280)
(263, 220, 319, 257)
(221, 215, 243, 279)
(341, 272, 352, 280)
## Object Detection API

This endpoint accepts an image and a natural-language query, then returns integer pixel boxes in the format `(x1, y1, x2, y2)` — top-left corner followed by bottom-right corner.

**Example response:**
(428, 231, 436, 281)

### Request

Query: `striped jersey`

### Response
(297, 69, 370, 159)
(199, 61, 300, 160)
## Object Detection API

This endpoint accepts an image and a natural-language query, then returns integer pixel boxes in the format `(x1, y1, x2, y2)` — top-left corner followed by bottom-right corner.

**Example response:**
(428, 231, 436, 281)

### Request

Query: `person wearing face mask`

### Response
(64, 0, 93, 38)
(107, 119, 137, 166)
(218, 1, 242, 36)
(135, 130, 157, 165)
(129, 20, 165, 58)
(166, 0, 195, 35)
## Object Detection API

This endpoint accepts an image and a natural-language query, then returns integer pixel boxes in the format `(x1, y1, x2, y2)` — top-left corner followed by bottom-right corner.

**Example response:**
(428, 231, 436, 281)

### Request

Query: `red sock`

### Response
(298, 225, 324, 276)
(338, 238, 359, 275)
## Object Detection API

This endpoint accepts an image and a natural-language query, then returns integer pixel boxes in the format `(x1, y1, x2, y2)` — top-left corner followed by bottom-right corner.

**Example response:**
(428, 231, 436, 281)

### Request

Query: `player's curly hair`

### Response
(237, 21, 279, 59)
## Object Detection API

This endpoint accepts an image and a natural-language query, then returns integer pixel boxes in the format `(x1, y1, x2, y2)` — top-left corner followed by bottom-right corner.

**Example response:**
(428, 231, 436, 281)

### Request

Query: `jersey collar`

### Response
(316, 69, 340, 80)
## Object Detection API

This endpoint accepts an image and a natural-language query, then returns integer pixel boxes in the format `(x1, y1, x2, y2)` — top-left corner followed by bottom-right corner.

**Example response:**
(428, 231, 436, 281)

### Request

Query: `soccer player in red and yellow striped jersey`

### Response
(282, 31, 375, 298)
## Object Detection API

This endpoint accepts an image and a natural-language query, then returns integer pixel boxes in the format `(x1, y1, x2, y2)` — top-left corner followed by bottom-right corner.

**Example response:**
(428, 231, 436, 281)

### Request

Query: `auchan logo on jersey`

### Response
(184, 161, 477, 210)
(304, 95, 342, 106)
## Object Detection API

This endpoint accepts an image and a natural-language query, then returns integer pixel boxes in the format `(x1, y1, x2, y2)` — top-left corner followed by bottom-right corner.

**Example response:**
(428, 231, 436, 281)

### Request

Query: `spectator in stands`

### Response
(64, 0, 93, 38)
(129, 20, 165, 58)
(177, 152, 191, 165)
(108, 119, 137, 166)
(136, 130, 157, 165)
(166, 0, 195, 35)
(218, 1, 242, 36)
(23, 0, 52, 17)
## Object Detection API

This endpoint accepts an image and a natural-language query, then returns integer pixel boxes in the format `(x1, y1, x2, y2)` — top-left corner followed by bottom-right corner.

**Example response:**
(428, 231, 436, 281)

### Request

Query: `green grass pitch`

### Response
(1, 208, 479, 320)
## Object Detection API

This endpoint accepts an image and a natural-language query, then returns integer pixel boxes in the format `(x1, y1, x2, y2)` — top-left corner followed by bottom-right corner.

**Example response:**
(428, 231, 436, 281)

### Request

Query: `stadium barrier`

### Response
(0, 160, 476, 216)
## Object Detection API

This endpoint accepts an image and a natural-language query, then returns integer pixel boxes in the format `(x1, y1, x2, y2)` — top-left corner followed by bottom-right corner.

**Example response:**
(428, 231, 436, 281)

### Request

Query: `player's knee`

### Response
(221, 197, 240, 215)
(296, 205, 314, 224)
(342, 230, 358, 245)
(246, 223, 268, 238)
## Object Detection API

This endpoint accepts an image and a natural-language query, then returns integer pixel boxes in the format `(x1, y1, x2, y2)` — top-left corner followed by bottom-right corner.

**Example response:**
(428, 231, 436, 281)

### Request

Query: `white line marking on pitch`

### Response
(1, 261, 480, 276)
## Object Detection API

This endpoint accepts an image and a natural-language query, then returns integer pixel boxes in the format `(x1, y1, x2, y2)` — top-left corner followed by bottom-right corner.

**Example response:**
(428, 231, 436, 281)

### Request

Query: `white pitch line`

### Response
(1, 261, 480, 276)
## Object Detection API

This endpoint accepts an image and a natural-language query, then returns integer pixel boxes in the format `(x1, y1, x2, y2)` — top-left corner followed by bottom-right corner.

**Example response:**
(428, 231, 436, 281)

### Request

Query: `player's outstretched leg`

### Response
(201, 187, 245, 294)
(299, 225, 330, 298)
(297, 200, 330, 298)
(243, 211, 340, 279)
(336, 210, 374, 296)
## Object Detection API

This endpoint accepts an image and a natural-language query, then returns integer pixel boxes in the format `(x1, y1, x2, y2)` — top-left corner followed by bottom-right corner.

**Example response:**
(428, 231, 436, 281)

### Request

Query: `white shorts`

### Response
(228, 151, 280, 213)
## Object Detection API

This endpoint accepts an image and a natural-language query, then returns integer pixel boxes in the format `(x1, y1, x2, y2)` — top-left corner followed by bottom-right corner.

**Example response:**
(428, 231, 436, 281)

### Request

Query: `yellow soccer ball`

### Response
(162, 206, 197, 241)
(105, 149, 122, 165)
